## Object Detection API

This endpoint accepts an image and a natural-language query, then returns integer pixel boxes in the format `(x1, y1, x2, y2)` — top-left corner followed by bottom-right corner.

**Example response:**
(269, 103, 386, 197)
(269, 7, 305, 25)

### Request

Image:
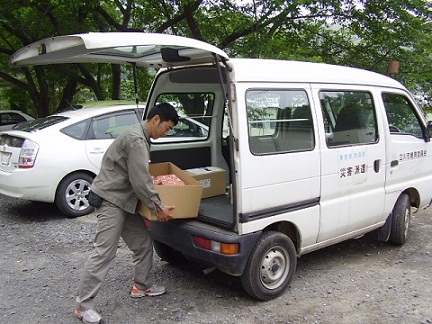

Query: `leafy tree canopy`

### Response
(0, 0, 431, 117)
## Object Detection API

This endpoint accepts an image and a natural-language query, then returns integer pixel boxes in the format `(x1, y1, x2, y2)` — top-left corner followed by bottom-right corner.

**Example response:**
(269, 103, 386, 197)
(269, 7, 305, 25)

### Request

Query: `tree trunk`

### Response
(111, 64, 121, 100)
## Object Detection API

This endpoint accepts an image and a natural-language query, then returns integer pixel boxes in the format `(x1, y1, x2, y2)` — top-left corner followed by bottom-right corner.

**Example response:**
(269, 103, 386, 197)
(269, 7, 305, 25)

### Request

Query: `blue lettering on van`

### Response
(339, 151, 366, 161)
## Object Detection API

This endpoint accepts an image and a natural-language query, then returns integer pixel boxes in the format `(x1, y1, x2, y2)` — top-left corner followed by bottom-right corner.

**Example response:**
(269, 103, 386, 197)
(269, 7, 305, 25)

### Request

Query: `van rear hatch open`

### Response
(9, 32, 228, 67)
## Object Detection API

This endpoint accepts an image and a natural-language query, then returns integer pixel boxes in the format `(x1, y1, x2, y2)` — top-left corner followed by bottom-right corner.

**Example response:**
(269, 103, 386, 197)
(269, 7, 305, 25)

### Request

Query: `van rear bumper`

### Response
(148, 219, 261, 276)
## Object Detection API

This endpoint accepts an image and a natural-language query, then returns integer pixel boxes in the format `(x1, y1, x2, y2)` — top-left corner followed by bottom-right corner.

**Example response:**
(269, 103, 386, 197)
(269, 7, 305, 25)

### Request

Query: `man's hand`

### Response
(156, 205, 175, 222)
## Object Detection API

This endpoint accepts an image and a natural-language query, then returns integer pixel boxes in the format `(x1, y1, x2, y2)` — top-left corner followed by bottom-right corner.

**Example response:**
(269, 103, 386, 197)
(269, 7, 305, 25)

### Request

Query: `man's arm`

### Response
(126, 138, 167, 216)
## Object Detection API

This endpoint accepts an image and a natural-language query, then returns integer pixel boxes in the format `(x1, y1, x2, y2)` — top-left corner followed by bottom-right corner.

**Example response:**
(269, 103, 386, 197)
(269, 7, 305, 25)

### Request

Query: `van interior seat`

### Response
(332, 105, 373, 145)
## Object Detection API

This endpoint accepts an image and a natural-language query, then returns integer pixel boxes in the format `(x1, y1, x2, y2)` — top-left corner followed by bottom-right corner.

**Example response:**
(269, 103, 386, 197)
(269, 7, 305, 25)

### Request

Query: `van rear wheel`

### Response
(389, 193, 411, 245)
(241, 231, 297, 301)
(153, 240, 187, 265)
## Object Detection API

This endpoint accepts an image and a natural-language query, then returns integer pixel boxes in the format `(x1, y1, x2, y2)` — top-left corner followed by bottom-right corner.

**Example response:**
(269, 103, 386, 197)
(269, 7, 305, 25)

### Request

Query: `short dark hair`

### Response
(146, 103, 179, 125)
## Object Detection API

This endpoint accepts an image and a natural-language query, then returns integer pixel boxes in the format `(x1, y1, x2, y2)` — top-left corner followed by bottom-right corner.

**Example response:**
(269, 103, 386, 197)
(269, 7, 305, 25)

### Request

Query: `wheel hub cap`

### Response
(260, 248, 289, 289)
(66, 179, 91, 211)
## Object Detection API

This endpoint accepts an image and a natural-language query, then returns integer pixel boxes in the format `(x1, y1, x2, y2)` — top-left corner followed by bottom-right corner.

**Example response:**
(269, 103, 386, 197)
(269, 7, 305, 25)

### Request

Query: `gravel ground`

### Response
(1, 193, 432, 324)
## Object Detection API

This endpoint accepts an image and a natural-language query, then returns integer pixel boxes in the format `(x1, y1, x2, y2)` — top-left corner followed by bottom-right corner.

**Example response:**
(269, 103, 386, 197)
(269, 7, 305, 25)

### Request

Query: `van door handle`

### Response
(374, 159, 380, 173)
(391, 160, 399, 167)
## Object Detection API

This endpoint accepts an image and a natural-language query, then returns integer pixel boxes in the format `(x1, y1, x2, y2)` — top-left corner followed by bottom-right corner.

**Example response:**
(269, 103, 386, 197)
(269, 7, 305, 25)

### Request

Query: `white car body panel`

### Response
(85, 138, 116, 170)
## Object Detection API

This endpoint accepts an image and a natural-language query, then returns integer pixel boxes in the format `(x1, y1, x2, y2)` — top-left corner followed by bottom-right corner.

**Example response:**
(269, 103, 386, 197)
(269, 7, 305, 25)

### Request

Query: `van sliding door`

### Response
(316, 87, 386, 242)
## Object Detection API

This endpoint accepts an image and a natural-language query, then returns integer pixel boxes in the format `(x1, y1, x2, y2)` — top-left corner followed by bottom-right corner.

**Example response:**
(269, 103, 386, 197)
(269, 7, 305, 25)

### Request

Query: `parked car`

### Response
(0, 110, 34, 131)
(0, 103, 144, 218)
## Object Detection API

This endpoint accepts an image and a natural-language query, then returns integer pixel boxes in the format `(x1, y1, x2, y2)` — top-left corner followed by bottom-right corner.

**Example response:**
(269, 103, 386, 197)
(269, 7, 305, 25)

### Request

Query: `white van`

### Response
(10, 32, 432, 300)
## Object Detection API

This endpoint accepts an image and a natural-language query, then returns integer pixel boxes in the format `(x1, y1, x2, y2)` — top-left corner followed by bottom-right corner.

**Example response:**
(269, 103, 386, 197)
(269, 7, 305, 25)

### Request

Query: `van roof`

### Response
(228, 58, 403, 89)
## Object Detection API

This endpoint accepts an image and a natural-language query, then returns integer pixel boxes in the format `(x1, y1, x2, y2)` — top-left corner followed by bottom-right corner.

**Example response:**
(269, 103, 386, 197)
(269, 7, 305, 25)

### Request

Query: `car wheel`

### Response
(153, 240, 187, 265)
(55, 172, 94, 218)
(241, 231, 297, 301)
(389, 193, 411, 245)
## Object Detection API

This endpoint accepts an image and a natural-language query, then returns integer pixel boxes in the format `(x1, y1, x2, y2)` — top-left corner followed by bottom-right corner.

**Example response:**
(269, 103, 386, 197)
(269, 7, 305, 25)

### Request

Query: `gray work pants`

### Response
(75, 200, 153, 311)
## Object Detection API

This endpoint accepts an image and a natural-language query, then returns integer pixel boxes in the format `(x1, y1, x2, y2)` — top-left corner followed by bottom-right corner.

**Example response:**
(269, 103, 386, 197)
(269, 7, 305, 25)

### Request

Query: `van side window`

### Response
(153, 93, 214, 143)
(320, 91, 378, 147)
(382, 93, 424, 137)
(246, 89, 314, 154)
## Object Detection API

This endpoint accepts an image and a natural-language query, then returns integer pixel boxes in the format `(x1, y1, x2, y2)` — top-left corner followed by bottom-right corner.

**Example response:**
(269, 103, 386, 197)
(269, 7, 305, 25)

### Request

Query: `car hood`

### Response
(9, 32, 229, 68)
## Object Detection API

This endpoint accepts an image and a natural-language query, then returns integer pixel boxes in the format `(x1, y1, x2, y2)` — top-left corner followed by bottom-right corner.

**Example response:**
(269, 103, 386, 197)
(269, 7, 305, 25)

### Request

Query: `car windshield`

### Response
(12, 116, 69, 132)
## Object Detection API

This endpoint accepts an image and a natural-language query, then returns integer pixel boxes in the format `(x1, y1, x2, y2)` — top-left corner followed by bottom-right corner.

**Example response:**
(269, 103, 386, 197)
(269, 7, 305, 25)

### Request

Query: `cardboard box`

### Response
(139, 162, 203, 221)
(186, 166, 226, 199)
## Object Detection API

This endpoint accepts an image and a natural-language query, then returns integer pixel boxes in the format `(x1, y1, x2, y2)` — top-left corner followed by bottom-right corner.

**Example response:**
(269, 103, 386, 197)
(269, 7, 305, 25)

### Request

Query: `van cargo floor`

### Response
(197, 195, 234, 228)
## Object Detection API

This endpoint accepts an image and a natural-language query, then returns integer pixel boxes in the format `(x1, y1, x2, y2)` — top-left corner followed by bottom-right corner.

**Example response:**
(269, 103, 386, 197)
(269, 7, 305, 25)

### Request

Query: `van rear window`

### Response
(152, 92, 214, 143)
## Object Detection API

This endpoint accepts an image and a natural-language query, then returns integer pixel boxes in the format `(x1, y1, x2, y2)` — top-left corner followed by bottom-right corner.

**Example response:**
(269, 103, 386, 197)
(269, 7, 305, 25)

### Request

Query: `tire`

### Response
(55, 172, 94, 218)
(241, 231, 297, 301)
(153, 240, 187, 265)
(388, 193, 411, 245)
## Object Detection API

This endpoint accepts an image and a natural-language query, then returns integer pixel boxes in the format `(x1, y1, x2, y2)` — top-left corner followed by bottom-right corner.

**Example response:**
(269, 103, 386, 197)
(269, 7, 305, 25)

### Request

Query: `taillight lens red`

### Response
(193, 236, 239, 255)
(18, 139, 39, 168)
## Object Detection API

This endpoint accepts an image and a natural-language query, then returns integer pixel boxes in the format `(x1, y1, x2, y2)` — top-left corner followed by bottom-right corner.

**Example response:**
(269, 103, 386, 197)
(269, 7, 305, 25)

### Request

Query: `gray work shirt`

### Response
(90, 121, 163, 215)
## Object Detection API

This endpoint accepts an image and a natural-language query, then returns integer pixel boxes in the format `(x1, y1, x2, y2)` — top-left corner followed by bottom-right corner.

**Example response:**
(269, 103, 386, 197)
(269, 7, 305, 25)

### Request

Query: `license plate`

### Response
(0, 152, 11, 166)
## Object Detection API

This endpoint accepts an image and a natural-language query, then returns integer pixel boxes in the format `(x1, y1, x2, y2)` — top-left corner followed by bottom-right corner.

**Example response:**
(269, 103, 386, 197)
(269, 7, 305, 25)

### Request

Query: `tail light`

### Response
(18, 139, 39, 168)
(193, 236, 239, 255)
